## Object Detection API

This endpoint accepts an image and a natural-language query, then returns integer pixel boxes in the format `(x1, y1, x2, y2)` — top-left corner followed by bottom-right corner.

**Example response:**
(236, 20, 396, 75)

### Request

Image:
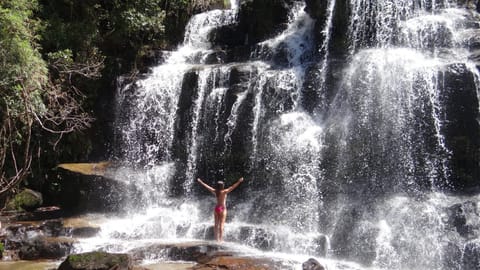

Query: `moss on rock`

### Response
(6, 189, 43, 212)
(58, 251, 132, 270)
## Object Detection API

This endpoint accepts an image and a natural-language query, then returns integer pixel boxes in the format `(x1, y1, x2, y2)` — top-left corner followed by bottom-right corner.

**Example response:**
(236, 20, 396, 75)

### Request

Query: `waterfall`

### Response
(79, 0, 480, 269)
(321, 0, 480, 269)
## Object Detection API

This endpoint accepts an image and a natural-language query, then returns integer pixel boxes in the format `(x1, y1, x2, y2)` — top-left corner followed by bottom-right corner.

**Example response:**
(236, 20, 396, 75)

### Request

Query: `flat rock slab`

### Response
(140, 262, 196, 270)
(130, 241, 225, 262)
(0, 260, 60, 270)
(190, 255, 293, 270)
(58, 251, 133, 270)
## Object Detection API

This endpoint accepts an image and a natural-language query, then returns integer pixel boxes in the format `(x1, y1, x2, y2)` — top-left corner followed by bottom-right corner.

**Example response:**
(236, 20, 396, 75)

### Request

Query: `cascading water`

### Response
(77, 0, 480, 269)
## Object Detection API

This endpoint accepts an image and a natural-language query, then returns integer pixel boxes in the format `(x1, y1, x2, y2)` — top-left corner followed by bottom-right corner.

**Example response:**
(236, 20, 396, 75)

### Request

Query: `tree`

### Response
(0, 0, 95, 196)
(0, 0, 47, 194)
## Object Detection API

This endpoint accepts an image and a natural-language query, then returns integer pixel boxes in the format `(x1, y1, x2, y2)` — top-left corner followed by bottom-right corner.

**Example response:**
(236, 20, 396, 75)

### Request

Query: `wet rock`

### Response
(462, 241, 480, 270)
(445, 201, 480, 239)
(209, 24, 245, 48)
(40, 219, 65, 237)
(2, 219, 67, 241)
(171, 70, 200, 194)
(237, 0, 294, 45)
(330, 208, 379, 266)
(328, 0, 352, 58)
(1, 216, 101, 261)
(439, 63, 480, 193)
(18, 236, 74, 260)
(6, 189, 43, 211)
(237, 226, 276, 250)
(229, 64, 257, 86)
(70, 226, 100, 238)
(130, 242, 223, 262)
(137, 49, 167, 73)
(304, 0, 329, 21)
(304, 0, 332, 50)
(203, 49, 227, 64)
(442, 242, 462, 270)
(462, 29, 480, 50)
(191, 255, 294, 270)
(302, 258, 325, 270)
(457, 0, 479, 10)
(313, 235, 328, 257)
(4, 206, 64, 222)
(58, 251, 133, 270)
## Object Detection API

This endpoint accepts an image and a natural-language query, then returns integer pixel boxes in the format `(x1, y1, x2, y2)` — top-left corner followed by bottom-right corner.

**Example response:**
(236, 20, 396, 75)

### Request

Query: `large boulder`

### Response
(7, 189, 43, 211)
(18, 236, 74, 260)
(439, 63, 480, 193)
(302, 258, 325, 270)
(130, 241, 223, 262)
(58, 252, 133, 270)
(445, 201, 480, 239)
(237, 0, 294, 45)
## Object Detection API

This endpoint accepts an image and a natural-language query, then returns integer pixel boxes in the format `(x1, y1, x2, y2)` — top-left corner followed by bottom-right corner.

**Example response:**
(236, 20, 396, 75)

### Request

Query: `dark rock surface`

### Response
(462, 241, 480, 270)
(18, 236, 74, 260)
(58, 251, 133, 270)
(445, 201, 480, 239)
(191, 254, 294, 270)
(6, 189, 43, 211)
(129, 241, 297, 270)
(439, 63, 480, 193)
(237, 0, 294, 45)
(130, 241, 224, 262)
(302, 258, 325, 270)
(0, 215, 100, 260)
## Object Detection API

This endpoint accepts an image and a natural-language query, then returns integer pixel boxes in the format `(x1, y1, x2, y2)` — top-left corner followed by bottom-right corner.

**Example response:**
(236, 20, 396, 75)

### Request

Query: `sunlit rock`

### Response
(58, 251, 132, 270)
(18, 236, 74, 260)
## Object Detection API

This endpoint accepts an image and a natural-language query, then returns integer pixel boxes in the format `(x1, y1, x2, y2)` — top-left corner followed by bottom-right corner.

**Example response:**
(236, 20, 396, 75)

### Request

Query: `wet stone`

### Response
(58, 251, 132, 270)
(191, 255, 294, 270)
(462, 241, 480, 270)
(313, 235, 328, 257)
(18, 236, 75, 260)
(130, 242, 224, 262)
(445, 201, 480, 239)
(302, 258, 325, 270)
(237, 226, 276, 250)
(442, 242, 462, 270)
(70, 226, 100, 238)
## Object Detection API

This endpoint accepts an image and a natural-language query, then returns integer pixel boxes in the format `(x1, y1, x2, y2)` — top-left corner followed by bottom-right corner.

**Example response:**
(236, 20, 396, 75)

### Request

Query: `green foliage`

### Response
(0, 0, 48, 118)
(116, 0, 166, 40)
(0, 0, 207, 204)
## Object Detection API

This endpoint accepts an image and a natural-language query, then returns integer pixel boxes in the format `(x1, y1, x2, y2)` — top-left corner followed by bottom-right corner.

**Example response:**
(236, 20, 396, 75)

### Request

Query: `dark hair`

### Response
(216, 181, 224, 195)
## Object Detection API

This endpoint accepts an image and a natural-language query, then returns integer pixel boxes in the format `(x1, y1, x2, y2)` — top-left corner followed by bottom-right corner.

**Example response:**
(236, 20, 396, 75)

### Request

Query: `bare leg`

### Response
(219, 210, 227, 242)
(214, 212, 220, 241)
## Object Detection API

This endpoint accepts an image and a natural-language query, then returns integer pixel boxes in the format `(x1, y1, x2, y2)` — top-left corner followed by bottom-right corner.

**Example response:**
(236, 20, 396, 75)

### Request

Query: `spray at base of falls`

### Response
(78, 1, 480, 269)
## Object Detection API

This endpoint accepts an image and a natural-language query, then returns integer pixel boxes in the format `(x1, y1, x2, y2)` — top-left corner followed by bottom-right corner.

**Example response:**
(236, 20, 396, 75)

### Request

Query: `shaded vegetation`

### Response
(0, 0, 223, 208)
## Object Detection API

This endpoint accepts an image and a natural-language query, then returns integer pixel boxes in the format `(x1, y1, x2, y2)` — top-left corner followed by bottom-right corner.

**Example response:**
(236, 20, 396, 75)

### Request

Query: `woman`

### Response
(196, 177, 244, 242)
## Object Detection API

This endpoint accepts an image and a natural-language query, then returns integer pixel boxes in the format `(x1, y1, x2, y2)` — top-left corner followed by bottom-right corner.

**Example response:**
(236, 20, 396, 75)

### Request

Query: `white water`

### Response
(79, 1, 480, 269)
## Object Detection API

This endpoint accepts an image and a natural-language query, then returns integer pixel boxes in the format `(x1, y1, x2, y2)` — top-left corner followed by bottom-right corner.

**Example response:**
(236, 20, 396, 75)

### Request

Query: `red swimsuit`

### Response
(215, 205, 225, 214)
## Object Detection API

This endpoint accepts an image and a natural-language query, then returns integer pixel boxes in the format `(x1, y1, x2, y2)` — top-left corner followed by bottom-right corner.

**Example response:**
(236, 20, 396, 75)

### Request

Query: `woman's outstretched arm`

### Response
(197, 178, 215, 194)
(226, 177, 244, 193)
